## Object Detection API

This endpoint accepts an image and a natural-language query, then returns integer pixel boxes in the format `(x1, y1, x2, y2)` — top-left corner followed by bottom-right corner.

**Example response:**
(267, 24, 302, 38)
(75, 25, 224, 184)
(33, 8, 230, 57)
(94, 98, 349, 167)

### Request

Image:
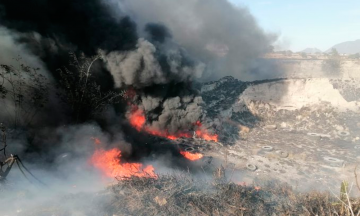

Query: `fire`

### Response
(89, 138, 157, 179)
(195, 130, 218, 142)
(90, 148, 157, 179)
(129, 109, 146, 131)
(128, 109, 218, 141)
(194, 121, 218, 142)
(180, 151, 203, 161)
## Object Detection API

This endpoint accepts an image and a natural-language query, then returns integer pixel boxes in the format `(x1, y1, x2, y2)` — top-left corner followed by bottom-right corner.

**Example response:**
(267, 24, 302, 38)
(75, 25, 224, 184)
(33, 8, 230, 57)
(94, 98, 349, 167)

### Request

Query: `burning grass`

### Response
(90, 148, 157, 179)
(128, 106, 218, 142)
(6, 172, 360, 216)
(105, 174, 360, 216)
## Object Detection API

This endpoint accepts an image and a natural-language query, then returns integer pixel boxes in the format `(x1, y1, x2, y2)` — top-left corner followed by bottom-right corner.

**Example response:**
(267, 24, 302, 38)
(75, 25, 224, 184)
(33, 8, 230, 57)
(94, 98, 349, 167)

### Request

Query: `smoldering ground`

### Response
(0, 123, 221, 215)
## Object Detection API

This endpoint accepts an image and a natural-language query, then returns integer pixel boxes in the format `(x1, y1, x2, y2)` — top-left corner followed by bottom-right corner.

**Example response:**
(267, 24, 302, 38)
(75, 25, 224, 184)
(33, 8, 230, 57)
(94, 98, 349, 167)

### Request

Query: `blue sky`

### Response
(228, 0, 360, 52)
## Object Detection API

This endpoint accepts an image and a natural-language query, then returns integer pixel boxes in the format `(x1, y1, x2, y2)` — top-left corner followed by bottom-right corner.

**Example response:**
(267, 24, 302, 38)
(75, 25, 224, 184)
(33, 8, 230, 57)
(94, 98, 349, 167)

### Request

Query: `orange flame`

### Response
(180, 151, 204, 161)
(195, 130, 218, 142)
(194, 121, 218, 142)
(129, 109, 146, 131)
(89, 138, 156, 179)
(90, 148, 157, 179)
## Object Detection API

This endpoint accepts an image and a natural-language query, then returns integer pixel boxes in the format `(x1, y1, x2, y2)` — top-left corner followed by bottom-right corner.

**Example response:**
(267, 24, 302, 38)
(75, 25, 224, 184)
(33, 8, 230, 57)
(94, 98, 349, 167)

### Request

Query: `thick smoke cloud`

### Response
(0, 0, 277, 145)
(0, 27, 46, 70)
(0, 0, 279, 213)
(0, 0, 138, 54)
(101, 38, 205, 88)
(137, 95, 203, 134)
(0, 0, 138, 92)
(108, 0, 277, 80)
(145, 23, 172, 43)
(0, 0, 209, 160)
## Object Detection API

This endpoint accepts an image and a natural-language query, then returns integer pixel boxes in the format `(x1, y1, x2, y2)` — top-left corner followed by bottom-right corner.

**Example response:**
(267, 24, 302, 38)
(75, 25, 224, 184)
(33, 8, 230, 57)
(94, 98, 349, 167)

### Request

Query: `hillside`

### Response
(327, 39, 360, 54)
(301, 47, 322, 54)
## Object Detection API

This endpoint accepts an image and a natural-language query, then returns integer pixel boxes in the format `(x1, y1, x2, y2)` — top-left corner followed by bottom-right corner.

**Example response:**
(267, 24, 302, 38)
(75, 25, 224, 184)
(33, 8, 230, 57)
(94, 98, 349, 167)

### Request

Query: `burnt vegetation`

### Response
(56, 53, 124, 123)
(0, 59, 48, 128)
(105, 175, 360, 216)
(322, 48, 343, 76)
(0, 54, 125, 128)
(18, 173, 360, 216)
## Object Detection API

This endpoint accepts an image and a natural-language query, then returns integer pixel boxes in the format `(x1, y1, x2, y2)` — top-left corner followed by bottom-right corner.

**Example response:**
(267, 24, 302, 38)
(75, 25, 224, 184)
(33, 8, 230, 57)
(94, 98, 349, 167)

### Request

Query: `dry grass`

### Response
(7, 170, 360, 216)
(103, 173, 360, 216)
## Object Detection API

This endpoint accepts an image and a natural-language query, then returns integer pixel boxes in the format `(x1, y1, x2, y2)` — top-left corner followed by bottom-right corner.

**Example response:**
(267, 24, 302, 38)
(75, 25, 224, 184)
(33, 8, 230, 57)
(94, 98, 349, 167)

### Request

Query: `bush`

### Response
(56, 52, 123, 123)
(322, 48, 342, 76)
(0, 60, 48, 127)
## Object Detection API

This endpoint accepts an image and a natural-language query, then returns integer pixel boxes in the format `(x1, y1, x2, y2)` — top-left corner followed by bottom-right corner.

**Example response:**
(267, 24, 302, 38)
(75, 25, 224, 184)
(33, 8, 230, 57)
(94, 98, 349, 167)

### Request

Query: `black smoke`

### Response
(0, 0, 138, 54)
(0, 0, 207, 162)
(0, 0, 279, 168)
(0, 0, 141, 124)
(145, 23, 172, 43)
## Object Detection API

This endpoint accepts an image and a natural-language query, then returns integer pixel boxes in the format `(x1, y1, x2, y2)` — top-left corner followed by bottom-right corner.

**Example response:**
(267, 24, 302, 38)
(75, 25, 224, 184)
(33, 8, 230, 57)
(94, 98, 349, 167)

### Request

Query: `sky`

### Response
(228, 0, 360, 52)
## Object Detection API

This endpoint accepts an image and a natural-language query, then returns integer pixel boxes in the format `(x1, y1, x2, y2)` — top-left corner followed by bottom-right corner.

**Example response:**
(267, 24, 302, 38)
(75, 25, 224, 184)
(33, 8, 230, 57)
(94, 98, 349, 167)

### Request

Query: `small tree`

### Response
(322, 48, 342, 75)
(349, 53, 360, 60)
(0, 59, 48, 128)
(56, 52, 124, 123)
(301, 52, 307, 59)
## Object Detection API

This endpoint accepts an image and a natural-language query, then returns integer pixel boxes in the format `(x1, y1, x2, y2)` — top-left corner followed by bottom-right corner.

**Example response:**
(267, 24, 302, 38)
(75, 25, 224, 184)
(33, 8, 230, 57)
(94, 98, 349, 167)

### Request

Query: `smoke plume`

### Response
(109, 0, 277, 80)
(0, 0, 280, 213)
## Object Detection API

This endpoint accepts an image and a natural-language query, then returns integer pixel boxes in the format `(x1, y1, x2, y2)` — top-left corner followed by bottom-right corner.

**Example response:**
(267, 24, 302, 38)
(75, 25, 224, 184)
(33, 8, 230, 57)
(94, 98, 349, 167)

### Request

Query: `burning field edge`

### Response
(15, 171, 360, 216)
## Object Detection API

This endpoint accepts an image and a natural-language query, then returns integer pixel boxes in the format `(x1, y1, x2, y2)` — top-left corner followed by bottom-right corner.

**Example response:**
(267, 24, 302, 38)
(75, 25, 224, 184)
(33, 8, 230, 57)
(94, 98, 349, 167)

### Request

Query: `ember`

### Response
(180, 151, 204, 161)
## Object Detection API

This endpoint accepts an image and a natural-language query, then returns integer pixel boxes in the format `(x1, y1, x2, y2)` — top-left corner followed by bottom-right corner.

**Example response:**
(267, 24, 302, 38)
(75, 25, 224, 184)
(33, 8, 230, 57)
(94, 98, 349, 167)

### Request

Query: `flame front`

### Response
(180, 151, 204, 161)
(90, 144, 156, 179)
(128, 108, 217, 142)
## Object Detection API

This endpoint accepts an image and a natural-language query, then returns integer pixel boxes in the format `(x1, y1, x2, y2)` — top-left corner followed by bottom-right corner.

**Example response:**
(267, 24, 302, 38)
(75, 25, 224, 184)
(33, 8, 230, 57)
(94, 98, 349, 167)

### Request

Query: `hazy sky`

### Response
(228, 0, 360, 52)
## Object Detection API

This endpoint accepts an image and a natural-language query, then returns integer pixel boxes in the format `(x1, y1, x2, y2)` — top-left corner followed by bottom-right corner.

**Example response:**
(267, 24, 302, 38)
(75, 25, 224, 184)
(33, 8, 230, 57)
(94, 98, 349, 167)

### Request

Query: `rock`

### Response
(280, 122, 287, 128)
(307, 133, 331, 138)
(239, 125, 250, 134)
(262, 146, 274, 151)
(276, 150, 289, 158)
(335, 125, 344, 131)
(323, 157, 344, 167)
(246, 163, 257, 171)
(264, 125, 277, 130)
(154, 196, 167, 206)
(337, 131, 350, 137)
